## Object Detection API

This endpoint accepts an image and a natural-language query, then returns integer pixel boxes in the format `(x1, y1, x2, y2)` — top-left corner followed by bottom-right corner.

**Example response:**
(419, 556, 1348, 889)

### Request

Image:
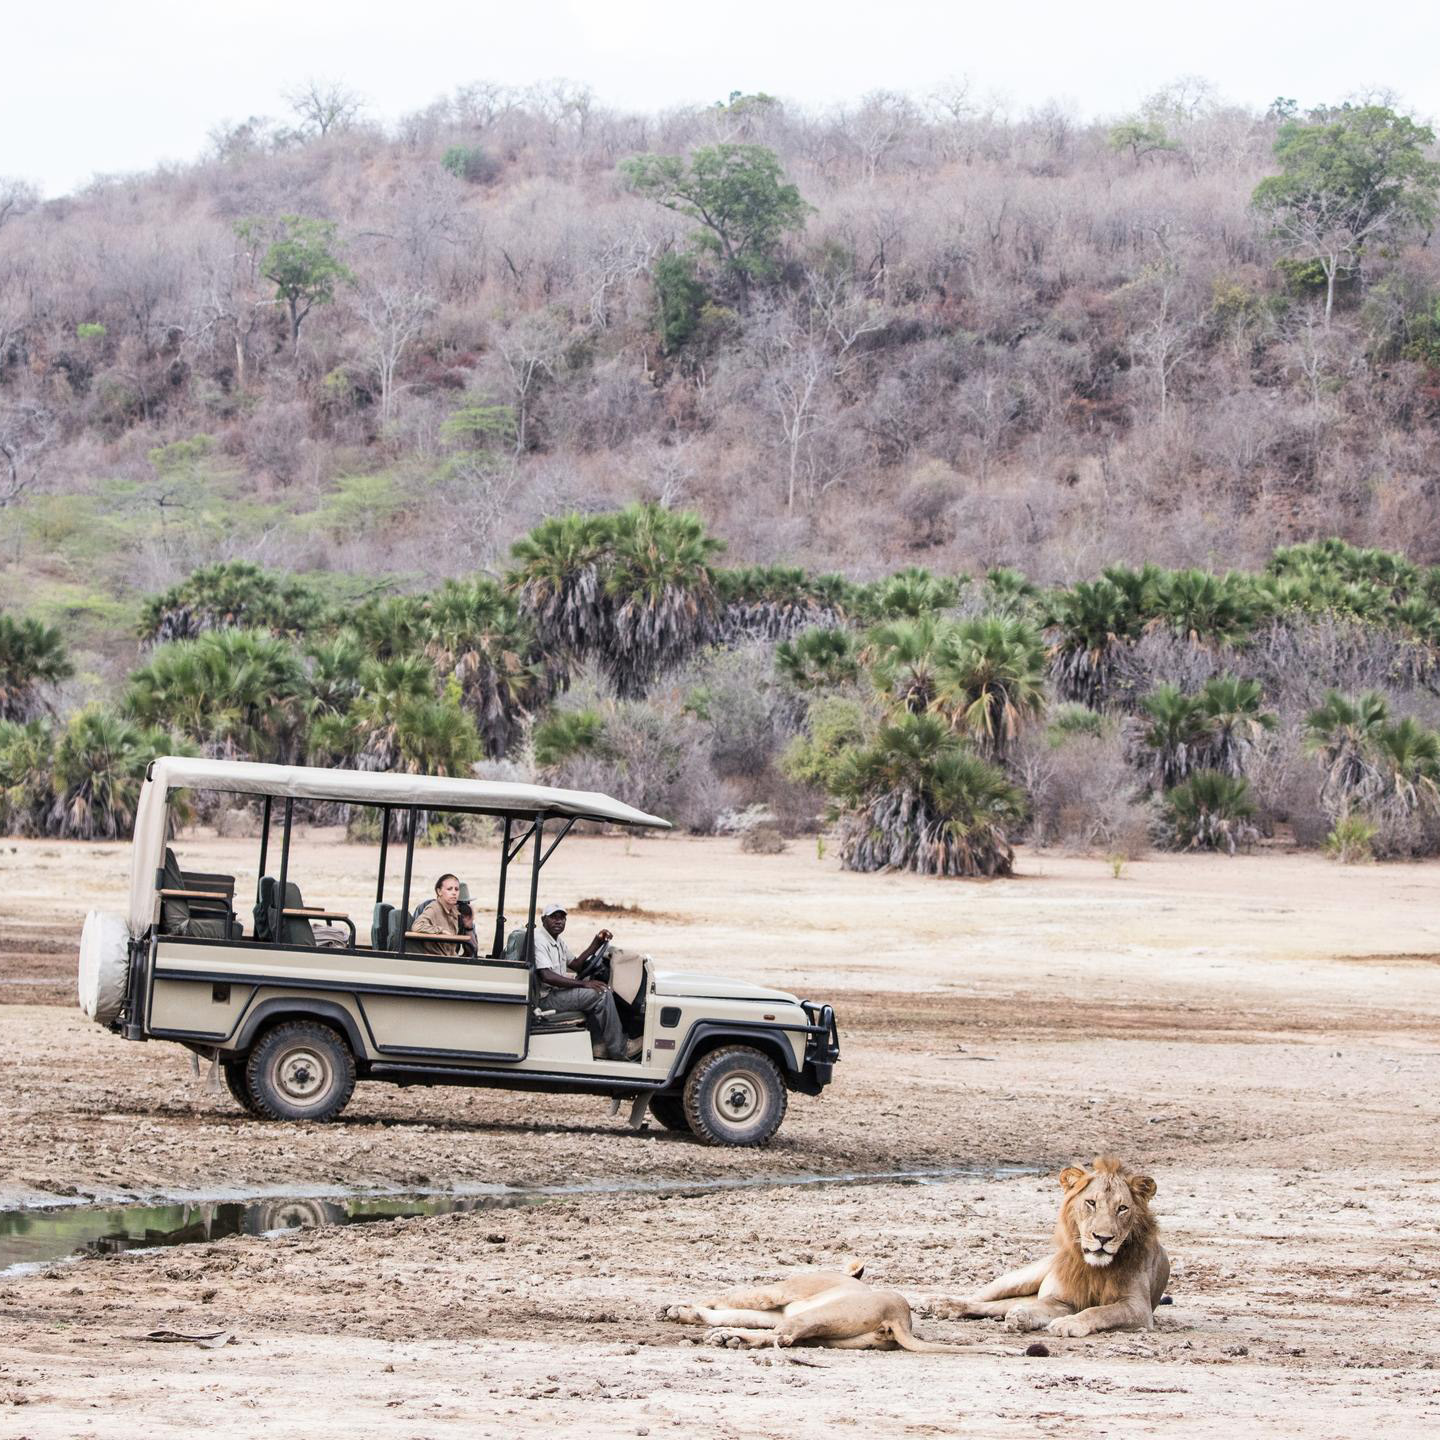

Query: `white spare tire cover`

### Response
(77, 910, 130, 1025)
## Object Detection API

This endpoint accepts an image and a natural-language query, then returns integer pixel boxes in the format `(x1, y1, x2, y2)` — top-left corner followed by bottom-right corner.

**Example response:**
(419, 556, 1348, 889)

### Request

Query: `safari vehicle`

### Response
(77, 757, 839, 1147)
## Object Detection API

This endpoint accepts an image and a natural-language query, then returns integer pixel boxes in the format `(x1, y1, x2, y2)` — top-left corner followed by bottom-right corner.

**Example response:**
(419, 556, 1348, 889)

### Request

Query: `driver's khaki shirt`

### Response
(531, 926, 575, 984)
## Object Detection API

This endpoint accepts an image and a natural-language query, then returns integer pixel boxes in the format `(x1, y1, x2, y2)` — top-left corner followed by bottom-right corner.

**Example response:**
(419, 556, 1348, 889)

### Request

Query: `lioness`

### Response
(662, 1260, 981, 1352)
(935, 1156, 1170, 1338)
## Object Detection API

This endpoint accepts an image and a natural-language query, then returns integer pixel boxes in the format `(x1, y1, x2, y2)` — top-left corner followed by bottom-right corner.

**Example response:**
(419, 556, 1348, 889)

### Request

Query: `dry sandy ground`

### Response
(1, 832, 1439, 1438)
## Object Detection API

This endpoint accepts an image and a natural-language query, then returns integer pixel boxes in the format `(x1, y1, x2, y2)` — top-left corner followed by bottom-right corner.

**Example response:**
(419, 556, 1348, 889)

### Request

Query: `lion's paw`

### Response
(932, 1298, 985, 1320)
(704, 1328, 750, 1349)
(1003, 1307, 1050, 1333)
(662, 1305, 703, 1325)
(1045, 1316, 1092, 1339)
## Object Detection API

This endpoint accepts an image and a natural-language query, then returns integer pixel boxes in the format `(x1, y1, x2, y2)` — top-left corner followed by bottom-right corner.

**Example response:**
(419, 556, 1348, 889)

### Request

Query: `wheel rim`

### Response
(714, 1068, 765, 1126)
(273, 1046, 332, 1104)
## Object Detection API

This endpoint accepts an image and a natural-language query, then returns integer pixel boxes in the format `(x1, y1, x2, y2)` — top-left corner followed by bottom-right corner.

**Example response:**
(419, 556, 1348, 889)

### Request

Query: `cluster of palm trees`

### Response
(1305, 691, 1440, 820)
(6, 526, 1440, 863)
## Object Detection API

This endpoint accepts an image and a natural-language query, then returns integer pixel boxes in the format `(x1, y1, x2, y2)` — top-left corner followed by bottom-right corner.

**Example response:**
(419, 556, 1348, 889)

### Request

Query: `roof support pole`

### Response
(274, 797, 293, 944)
(376, 806, 391, 903)
(256, 795, 272, 908)
(523, 817, 545, 971)
(492, 816, 512, 959)
(398, 809, 418, 958)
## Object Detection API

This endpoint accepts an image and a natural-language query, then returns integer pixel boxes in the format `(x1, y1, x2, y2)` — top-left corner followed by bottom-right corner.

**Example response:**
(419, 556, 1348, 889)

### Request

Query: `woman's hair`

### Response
(435, 872, 459, 891)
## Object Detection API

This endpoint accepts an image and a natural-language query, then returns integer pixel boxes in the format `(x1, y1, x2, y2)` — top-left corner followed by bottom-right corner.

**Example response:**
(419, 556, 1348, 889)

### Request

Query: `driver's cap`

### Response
(541, 903, 567, 918)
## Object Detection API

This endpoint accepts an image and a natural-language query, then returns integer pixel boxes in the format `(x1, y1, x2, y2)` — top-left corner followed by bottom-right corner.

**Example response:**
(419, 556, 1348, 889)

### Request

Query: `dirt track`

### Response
(2, 833, 1439, 1437)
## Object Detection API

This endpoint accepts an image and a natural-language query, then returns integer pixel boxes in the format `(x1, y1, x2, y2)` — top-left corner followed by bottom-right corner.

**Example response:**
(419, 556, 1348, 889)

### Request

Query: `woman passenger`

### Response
(410, 873, 476, 957)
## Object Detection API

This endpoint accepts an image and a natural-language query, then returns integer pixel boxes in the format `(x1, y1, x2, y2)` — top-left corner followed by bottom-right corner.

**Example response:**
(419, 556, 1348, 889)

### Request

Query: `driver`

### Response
(531, 903, 639, 1061)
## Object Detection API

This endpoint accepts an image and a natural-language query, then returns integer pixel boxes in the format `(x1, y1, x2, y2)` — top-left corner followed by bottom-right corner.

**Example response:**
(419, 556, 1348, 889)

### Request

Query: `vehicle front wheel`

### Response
(222, 1060, 264, 1116)
(682, 1046, 787, 1147)
(245, 1021, 356, 1123)
(648, 1093, 692, 1133)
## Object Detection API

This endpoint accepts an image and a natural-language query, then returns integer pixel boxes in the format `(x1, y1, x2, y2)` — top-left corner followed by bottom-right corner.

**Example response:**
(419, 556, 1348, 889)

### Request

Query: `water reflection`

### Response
(0, 1192, 541, 1274)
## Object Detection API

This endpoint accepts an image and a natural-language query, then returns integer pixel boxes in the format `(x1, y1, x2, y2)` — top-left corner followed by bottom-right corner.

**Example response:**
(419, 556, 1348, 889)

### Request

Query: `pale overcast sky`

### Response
(4, 0, 1437, 197)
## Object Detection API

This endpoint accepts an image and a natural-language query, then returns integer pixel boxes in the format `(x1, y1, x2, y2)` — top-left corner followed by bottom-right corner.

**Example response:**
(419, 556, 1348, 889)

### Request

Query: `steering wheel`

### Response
(574, 939, 613, 984)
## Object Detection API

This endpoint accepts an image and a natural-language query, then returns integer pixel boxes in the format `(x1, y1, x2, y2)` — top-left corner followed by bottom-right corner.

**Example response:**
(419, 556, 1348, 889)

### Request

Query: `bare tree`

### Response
(0, 179, 39, 231)
(0, 401, 55, 508)
(492, 311, 570, 454)
(353, 280, 435, 423)
(1125, 259, 1199, 421)
(284, 78, 365, 138)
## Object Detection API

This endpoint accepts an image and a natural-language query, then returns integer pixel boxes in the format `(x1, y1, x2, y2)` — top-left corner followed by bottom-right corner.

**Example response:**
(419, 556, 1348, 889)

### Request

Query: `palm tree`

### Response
(1371, 718, 1440, 812)
(1043, 578, 1140, 707)
(124, 629, 308, 762)
(0, 614, 74, 721)
(340, 656, 438, 770)
(981, 567, 1041, 618)
(864, 616, 949, 714)
(603, 503, 723, 697)
(532, 709, 608, 769)
(1304, 690, 1390, 810)
(0, 719, 55, 835)
(715, 566, 851, 642)
(423, 579, 549, 757)
(1196, 675, 1276, 776)
(304, 633, 367, 720)
(1152, 570, 1266, 645)
(932, 615, 1048, 759)
(139, 560, 325, 646)
(507, 513, 615, 658)
(1161, 770, 1258, 854)
(857, 568, 962, 622)
(831, 713, 1025, 877)
(775, 627, 860, 691)
(390, 695, 482, 777)
(1139, 684, 1212, 789)
(50, 707, 190, 840)
(347, 595, 429, 661)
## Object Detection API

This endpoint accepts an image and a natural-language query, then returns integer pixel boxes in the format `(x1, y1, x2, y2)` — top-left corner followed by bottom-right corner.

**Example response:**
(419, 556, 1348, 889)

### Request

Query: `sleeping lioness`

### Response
(662, 1260, 982, 1352)
(934, 1156, 1170, 1337)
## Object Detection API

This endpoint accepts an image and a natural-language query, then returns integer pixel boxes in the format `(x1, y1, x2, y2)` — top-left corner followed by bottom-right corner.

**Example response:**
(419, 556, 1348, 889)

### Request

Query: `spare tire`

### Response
(77, 910, 130, 1025)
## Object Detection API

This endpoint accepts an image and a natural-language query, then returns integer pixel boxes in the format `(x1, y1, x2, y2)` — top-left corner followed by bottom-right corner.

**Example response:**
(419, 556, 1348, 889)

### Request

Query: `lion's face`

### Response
(1059, 1163, 1156, 1268)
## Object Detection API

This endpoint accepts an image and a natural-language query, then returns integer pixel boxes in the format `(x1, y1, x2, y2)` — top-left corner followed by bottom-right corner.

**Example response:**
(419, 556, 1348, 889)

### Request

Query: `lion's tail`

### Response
(884, 1316, 986, 1355)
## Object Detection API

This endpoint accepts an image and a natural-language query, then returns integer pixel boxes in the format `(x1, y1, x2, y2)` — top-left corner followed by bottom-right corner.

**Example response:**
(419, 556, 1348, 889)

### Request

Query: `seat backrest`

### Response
(384, 907, 405, 953)
(279, 881, 317, 948)
(160, 849, 189, 935)
(254, 876, 277, 943)
(371, 902, 394, 951)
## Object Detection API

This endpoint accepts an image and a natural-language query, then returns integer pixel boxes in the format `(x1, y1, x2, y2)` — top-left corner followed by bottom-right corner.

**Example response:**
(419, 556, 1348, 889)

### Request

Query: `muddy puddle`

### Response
(0, 1165, 1036, 1275)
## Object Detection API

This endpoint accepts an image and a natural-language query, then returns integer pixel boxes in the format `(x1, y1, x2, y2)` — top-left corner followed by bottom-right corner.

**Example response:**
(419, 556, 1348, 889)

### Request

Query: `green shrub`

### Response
(441, 145, 500, 184)
(1161, 770, 1258, 854)
(1325, 813, 1378, 863)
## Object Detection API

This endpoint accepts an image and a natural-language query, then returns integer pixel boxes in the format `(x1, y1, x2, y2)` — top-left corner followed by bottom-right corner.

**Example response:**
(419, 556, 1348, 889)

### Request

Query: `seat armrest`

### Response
(282, 909, 356, 948)
(159, 888, 231, 901)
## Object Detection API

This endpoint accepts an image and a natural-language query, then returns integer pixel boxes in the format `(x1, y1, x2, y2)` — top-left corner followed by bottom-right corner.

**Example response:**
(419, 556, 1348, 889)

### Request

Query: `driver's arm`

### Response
(567, 929, 613, 972)
(538, 966, 602, 992)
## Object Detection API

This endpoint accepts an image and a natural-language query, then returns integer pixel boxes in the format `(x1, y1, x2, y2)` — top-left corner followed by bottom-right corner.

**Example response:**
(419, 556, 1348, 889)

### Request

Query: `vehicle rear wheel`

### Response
(245, 1021, 356, 1123)
(648, 1093, 692, 1133)
(682, 1045, 787, 1147)
(222, 1060, 264, 1117)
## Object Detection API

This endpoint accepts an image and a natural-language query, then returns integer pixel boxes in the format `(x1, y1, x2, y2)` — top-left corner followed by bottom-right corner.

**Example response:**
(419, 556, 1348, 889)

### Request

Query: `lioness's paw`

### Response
(704, 1328, 749, 1349)
(662, 1305, 702, 1325)
(1046, 1316, 1092, 1339)
(1003, 1308, 1049, 1333)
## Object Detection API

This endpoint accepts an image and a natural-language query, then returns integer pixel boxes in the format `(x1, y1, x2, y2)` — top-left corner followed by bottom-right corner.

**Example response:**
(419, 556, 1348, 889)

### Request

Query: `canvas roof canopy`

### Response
(127, 756, 670, 934)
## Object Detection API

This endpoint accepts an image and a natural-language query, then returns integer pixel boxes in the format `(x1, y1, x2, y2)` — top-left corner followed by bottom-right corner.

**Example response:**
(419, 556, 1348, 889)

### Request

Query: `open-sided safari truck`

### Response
(77, 758, 839, 1146)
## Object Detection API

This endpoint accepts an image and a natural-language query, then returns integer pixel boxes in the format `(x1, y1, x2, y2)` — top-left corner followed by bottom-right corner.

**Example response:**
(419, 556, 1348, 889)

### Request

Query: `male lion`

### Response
(662, 1260, 982, 1352)
(934, 1156, 1170, 1338)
